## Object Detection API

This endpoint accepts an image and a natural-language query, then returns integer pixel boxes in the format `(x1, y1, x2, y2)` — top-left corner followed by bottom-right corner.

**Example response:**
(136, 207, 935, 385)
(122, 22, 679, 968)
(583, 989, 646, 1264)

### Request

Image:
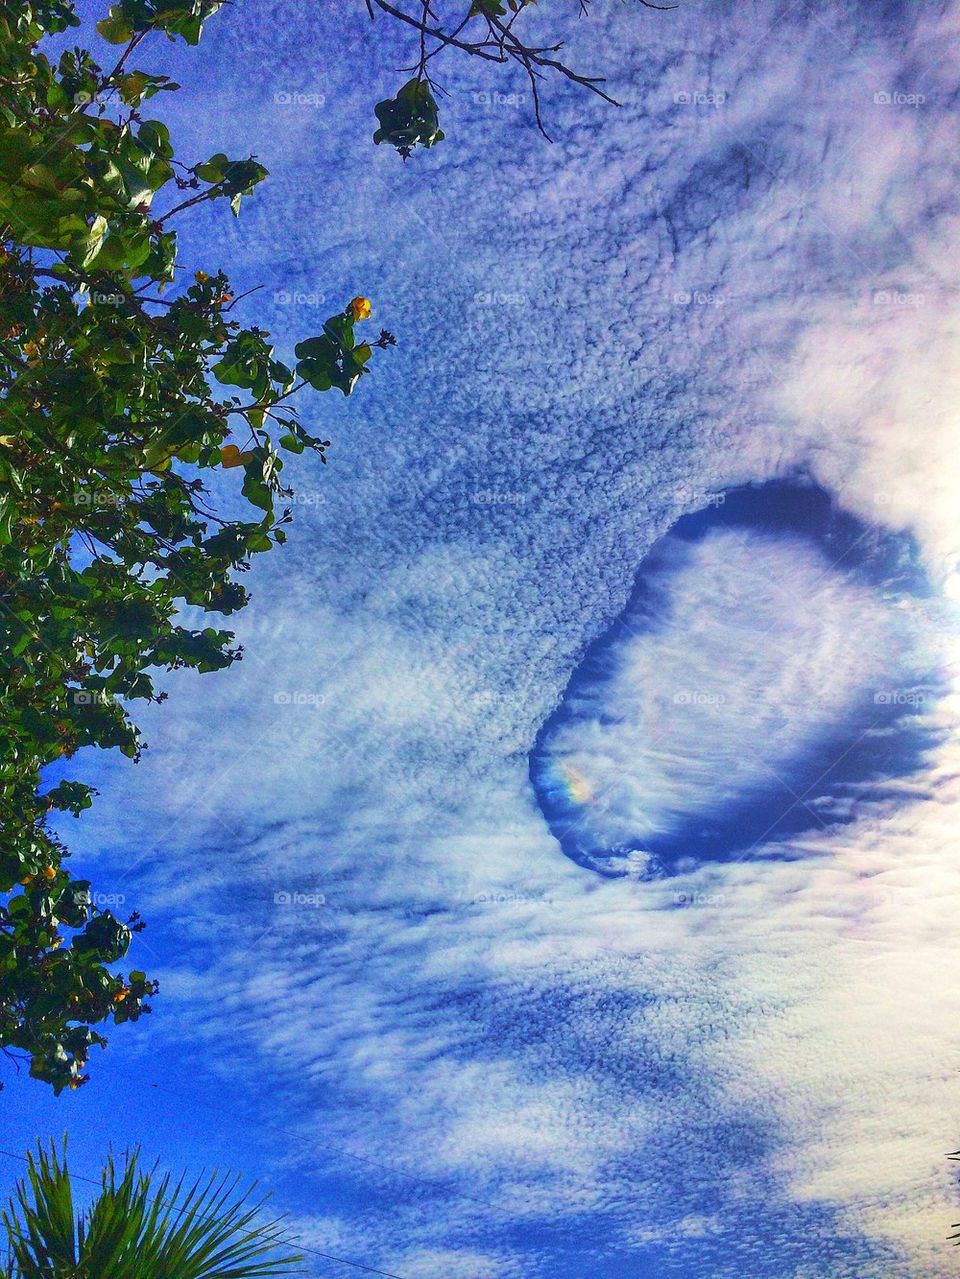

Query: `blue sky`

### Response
(4, 2, 960, 1276)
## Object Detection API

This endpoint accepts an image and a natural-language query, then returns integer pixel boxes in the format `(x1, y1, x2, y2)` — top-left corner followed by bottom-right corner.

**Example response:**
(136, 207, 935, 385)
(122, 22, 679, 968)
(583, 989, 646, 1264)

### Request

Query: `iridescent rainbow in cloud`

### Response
(559, 762, 593, 806)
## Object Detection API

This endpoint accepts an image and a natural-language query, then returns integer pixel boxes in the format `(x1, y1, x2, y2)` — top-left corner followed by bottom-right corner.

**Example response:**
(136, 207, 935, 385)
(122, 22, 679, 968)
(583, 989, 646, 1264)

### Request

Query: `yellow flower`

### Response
(194, 270, 210, 284)
(42, 865, 57, 881)
(347, 295, 371, 322)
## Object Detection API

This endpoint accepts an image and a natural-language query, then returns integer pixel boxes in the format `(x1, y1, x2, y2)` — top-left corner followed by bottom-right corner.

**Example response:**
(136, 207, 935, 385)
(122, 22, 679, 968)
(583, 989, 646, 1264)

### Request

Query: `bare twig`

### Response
(364, 0, 653, 142)
(103, 30, 149, 86)
(368, 0, 506, 62)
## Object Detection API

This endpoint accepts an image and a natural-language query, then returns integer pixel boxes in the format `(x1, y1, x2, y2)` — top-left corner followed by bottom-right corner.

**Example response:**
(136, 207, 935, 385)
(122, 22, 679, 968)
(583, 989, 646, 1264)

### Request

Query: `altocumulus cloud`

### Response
(37, 1, 960, 1276)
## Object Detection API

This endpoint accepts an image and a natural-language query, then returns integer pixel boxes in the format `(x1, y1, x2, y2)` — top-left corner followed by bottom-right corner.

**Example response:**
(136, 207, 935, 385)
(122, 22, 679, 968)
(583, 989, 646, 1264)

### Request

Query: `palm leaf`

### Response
(2, 1142, 77, 1279)
(2, 1142, 302, 1279)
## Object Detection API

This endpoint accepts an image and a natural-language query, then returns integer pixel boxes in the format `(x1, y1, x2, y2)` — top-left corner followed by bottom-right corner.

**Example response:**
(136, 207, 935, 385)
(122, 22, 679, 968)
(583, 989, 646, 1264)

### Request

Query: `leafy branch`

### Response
(365, 0, 675, 154)
(0, 0, 393, 1093)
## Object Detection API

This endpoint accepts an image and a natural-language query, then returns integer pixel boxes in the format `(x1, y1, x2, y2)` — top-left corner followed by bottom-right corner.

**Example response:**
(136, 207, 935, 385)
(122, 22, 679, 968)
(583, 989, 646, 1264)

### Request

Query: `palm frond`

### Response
(2, 1141, 77, 1279)
(2, 1142, 302, 1279)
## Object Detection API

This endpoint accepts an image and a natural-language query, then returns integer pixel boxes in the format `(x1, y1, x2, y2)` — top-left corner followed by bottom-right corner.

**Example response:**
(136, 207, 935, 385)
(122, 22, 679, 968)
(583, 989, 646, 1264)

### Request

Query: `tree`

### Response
(2, 1141, 301, 1279)
(1, 0, 638, 1095)
(0, 0, 393, 1092)
(366, 0, 674, 156)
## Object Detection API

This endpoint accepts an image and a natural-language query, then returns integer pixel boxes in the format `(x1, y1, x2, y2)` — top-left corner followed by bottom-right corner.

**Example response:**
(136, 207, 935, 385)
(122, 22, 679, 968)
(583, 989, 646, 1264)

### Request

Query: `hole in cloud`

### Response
(530, 480, 946, 876)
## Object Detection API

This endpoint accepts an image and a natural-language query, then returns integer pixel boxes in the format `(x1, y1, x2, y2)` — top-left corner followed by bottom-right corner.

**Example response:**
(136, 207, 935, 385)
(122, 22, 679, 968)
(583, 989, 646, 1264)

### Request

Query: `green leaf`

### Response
(194, 151, 229, 183)
(137, 119, 173, 158)
(3, 1142, 303, 1276)
(117, 72, 176, 106)
(75, 912, 130, 963)
(241, 470, 273, 514)
(323, 313, 355, 350)
(96, 14, 134, 43)
(76, 213, 108, 269)
(373, 78, 444, 157)
(0, 0, 389, 1096)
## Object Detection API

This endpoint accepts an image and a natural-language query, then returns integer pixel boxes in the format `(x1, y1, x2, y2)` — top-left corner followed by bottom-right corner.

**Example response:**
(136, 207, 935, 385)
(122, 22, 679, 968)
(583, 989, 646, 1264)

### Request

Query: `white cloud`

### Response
(37, 2, 960, 1276)
(535, 524, 928, 856)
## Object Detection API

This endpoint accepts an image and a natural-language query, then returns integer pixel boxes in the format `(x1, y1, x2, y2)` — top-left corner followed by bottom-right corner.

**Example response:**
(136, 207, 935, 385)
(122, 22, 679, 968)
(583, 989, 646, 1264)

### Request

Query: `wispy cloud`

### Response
(28, 2, 960, 1276)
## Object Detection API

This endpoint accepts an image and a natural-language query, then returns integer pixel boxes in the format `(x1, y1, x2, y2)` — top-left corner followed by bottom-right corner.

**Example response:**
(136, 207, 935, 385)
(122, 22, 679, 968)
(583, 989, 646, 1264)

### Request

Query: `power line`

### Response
(0, 1147, 409, 1279)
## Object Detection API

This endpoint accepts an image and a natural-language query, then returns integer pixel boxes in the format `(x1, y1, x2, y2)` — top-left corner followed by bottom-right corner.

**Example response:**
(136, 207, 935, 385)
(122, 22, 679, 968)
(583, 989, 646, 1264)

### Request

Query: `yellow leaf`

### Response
(220, 444, 244, 468)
